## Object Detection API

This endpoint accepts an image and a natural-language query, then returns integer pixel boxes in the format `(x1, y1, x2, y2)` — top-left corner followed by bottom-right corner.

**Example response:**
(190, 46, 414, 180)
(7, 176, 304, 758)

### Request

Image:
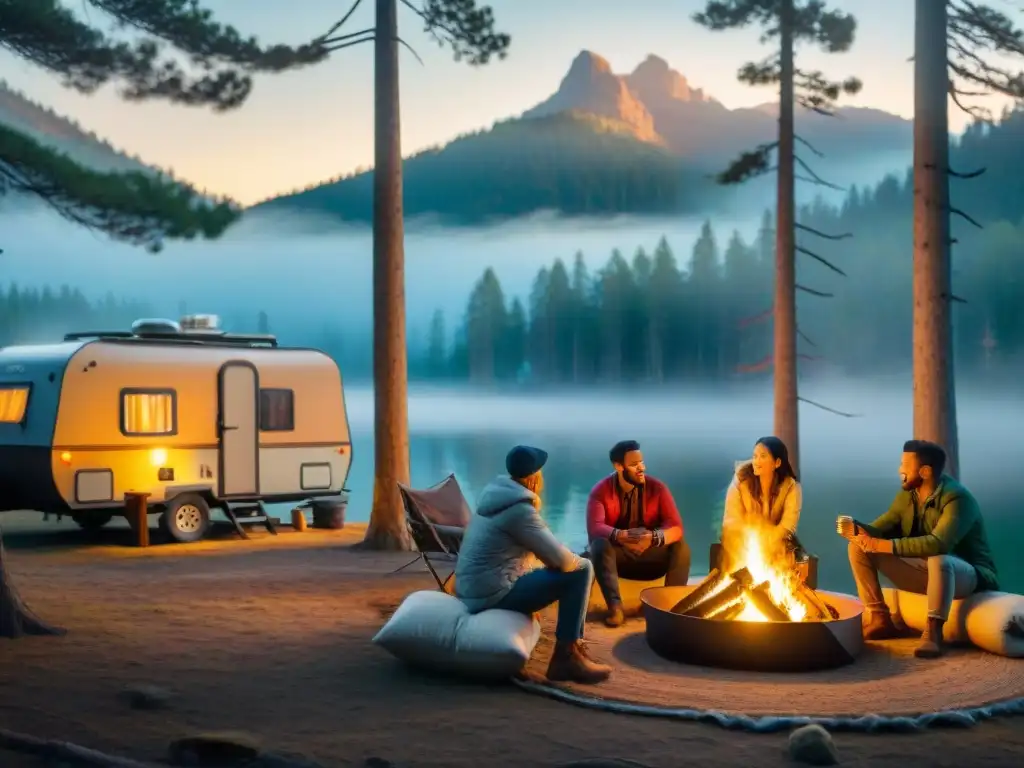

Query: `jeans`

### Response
(590, 536, 692, 607)
(494, 558, 594, 642)
(847, 541, 978, 621)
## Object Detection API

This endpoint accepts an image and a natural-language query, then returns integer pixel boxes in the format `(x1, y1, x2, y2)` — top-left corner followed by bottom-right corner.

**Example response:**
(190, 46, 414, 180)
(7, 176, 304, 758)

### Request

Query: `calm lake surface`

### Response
(335, 381, 1024, 594)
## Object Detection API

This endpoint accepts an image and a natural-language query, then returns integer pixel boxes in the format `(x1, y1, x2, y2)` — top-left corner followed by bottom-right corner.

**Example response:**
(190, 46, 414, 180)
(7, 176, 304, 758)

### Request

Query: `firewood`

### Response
(795, 582, 834, 621)
(681, 568, 754, 618)
(708, 599, 746, 621)
(669, 568, 724, 614)
(745, 581, 792, 622)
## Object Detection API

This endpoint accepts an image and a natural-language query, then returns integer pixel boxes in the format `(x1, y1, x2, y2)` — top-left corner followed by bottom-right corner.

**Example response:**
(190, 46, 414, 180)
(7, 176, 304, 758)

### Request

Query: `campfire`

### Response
(672, 528, 839, 623)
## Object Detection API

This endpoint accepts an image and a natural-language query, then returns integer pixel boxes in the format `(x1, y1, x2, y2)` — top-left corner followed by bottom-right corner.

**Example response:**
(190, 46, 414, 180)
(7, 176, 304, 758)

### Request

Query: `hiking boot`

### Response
(547, 640, 612, 684)
(604, 601, 625, 628)
(863, 610, 900, 640)
(914, 617, 946, 659)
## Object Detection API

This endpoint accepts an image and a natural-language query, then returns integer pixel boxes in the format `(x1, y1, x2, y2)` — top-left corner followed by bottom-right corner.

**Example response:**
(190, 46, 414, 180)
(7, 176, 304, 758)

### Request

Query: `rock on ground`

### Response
(788, 724, 839, 766)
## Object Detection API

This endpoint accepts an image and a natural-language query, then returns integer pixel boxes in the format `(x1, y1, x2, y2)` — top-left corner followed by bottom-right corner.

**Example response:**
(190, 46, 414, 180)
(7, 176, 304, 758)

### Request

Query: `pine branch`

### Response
(949, 206, 984, 228)
(797, 327, 817, 347)
(793, 155, 846, 190)
(400, 0, 510, 66)
(0, 1, 251, 110)
(319, 0, 366, 42)
(795, 222, 853, 240)
(85, 1, 329, 71)
(798, 353, 822, 362)
(796, 284, 834, 297)
(0, 122, 237, 252)
(794, 134, 825, 157)
(943, 292, 969, 304)
(796, 245, 847, 276)
(798, 396, 861, 418)
(737, 307, 772, 328)
(736, 354, 773, 374)
(930, 164, 986, 179)
(714, 141, 777, 185)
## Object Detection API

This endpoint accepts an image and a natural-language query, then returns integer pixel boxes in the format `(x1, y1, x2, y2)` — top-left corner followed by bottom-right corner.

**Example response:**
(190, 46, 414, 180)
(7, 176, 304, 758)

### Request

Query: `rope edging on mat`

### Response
(0, 727, 163, 768)
(511, 678, 1024, 733)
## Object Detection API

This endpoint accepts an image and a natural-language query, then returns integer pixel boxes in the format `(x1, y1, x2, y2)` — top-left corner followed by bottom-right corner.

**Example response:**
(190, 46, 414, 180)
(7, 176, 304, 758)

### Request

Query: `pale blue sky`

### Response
(0, 1, 1008, 203)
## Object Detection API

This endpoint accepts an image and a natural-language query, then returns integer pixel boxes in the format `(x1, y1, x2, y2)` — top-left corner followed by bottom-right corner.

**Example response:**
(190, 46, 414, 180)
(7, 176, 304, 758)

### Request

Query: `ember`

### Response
(673, 527, 838, 623)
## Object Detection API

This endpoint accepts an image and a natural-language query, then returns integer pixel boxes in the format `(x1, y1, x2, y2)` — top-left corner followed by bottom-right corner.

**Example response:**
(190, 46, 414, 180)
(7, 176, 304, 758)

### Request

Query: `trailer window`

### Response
(0, 386, 29, 424)
(121, 390, 177, 436)
(260, 388, 294, 432)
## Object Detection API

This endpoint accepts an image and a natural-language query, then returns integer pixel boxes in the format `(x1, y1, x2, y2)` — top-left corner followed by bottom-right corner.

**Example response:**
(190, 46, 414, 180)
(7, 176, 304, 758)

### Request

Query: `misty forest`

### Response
(438, 109, 1024, 385)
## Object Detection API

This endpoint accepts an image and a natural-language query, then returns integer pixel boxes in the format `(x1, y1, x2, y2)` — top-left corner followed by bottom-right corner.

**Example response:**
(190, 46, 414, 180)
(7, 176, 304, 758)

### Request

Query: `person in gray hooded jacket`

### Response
(455, 445, 612, 684)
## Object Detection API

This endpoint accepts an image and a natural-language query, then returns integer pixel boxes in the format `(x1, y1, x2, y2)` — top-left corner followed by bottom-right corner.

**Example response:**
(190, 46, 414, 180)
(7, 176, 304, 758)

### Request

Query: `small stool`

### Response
(124, 492, 151, 548)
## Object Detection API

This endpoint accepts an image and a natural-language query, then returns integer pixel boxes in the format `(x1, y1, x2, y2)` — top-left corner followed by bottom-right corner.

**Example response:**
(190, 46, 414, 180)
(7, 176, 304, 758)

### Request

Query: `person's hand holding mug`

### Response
(836, 515, 859, 539)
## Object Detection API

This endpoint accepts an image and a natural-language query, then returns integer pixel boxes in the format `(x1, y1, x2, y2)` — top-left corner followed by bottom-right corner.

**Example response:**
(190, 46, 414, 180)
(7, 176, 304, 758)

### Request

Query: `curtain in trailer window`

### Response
(123, 392, 174, 435)
(0, 386, 29, 423)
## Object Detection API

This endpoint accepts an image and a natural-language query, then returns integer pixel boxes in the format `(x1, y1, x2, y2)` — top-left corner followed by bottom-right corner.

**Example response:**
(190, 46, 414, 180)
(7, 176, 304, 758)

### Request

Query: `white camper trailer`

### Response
(0, 316, 352, 542)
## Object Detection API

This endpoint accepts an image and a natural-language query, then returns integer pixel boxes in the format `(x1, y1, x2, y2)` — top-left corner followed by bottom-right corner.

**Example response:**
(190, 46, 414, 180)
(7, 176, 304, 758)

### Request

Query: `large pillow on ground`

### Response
(372, 590, 541, 680)
(884, 587, 1024, 657)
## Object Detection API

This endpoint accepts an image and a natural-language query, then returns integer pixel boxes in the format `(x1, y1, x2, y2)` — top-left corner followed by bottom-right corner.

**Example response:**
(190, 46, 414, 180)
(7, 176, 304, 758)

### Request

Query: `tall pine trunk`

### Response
(364, 0, 412, 549)
(913, 0, 959, 476)
(774, 0, 800, 474)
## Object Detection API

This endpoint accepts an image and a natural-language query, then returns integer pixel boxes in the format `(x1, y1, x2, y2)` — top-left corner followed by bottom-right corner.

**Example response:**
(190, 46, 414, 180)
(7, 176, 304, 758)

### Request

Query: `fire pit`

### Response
(641, 530, 864, 672)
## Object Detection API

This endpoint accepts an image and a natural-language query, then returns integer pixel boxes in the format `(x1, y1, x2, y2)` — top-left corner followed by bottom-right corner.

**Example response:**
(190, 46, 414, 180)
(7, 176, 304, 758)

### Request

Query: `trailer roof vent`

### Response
(131, 318, 181, 336)
(179, 314, 222, 334)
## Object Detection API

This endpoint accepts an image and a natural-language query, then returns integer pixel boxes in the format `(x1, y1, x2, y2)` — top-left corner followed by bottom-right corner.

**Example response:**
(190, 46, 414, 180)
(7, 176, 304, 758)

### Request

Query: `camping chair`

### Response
(393, 474, 472, 593)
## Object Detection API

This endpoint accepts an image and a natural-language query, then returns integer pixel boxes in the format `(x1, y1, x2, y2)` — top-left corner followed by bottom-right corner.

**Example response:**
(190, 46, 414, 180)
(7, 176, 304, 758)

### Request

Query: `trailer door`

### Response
(217, 361, 259, 497)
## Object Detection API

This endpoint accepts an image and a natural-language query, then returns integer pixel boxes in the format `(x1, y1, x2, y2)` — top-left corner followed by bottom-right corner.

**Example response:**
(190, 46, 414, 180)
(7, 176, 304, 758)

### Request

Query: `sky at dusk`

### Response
(0, 0, 1013, 204)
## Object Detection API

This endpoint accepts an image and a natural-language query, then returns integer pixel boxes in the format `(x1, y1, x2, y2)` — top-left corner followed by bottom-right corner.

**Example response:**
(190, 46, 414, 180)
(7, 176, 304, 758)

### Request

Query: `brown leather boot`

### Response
(546, 640, 612, 684)
(862, 610, 900, 640)
(604, 601, 625, 628)
(914, 617, 945, 658)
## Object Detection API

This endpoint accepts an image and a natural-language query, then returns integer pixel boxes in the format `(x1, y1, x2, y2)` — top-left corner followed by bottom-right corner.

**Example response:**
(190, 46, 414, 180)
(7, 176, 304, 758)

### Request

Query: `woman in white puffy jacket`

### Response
(722, 436, 803, 554)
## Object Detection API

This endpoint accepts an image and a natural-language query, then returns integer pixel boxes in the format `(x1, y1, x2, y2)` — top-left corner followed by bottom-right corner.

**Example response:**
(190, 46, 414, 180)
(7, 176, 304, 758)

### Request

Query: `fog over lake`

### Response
(335, 382, 1024, 594)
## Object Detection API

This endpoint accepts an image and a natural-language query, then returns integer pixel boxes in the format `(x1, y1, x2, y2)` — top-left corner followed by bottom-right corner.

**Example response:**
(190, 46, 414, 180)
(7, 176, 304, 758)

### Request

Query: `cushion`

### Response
(372, 590, 541, 680)
(884, 587, 1024, 657)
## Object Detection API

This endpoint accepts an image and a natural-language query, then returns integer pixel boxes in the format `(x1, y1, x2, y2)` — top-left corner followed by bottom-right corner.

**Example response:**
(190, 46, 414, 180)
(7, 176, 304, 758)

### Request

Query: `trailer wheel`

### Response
(160, 494, 211, 543)
(72, 511, 114, 532)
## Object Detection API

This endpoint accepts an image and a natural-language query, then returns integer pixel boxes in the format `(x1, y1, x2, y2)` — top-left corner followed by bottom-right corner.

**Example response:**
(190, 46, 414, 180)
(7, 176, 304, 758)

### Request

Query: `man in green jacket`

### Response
(838, 440, 998, 659)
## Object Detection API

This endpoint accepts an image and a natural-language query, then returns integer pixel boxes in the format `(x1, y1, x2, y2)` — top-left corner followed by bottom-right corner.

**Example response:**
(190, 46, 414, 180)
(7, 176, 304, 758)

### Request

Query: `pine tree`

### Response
(342, 0, 509, 550)
(911, 1, 1024, 477)
(694, 0, 861, 473)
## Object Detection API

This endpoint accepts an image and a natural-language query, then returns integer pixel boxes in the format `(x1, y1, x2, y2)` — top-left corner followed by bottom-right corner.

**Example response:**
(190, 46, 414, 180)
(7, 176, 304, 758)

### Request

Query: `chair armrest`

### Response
(432, 524, 464, 540)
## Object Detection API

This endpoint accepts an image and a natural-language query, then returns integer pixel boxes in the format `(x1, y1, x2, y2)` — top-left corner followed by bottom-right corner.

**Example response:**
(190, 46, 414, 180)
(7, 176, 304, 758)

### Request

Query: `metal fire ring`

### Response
(641, 585, 865, 673)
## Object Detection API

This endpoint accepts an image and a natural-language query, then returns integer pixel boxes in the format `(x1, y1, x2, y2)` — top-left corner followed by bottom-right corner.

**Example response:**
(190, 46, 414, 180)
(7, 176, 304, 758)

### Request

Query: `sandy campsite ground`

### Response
(2, 512, 1024, 768)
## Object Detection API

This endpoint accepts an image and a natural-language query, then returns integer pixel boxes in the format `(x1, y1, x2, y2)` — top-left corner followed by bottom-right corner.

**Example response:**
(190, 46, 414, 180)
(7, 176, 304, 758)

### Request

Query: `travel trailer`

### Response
(0, 316, 352, 542)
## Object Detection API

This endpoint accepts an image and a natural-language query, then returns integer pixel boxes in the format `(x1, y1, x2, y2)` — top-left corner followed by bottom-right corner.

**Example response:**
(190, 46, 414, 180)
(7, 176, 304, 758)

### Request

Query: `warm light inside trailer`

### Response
(60, 451, 72, 465)
(150, 448, 168, 466)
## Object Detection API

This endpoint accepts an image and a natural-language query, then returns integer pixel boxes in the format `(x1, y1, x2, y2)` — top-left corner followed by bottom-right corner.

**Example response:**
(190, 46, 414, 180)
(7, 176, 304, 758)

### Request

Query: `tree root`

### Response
(0, 727, 163, 767)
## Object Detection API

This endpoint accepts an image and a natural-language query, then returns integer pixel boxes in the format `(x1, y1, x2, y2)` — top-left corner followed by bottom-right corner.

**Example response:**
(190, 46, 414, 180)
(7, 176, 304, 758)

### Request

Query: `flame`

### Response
(726, 526, 808, 623)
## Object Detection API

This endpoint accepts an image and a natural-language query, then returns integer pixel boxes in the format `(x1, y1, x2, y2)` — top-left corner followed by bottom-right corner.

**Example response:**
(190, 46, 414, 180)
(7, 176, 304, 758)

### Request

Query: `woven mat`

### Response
(521, 617, 1024, 718)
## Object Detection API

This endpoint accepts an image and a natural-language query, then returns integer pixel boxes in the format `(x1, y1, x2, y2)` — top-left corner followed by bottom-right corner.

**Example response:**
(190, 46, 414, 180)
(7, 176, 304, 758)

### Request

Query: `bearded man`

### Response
(838, 439, 998, 658)
(586, 440, 690, 628)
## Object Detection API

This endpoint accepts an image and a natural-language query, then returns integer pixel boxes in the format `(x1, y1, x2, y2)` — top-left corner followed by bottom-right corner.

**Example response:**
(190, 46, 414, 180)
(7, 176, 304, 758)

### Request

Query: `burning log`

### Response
(794, 582, 836, 621)
(669, 568, 724, 615)
(681, 568, 754, 619)
(708, 599, 746, 621)
(745, 581, 792, 622)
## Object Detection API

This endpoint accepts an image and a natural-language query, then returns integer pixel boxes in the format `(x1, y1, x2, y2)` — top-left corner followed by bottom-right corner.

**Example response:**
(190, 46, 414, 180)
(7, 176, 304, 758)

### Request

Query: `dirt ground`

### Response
(2, 512, 1024, 768)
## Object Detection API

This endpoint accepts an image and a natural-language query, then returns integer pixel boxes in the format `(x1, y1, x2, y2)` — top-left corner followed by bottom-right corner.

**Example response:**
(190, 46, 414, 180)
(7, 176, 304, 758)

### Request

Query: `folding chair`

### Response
(392, 474, 472, 593)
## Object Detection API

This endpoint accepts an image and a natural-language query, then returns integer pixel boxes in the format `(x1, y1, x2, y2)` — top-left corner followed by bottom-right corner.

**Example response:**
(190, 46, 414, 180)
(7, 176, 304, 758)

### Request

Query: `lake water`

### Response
(334, 380, 1024, 594)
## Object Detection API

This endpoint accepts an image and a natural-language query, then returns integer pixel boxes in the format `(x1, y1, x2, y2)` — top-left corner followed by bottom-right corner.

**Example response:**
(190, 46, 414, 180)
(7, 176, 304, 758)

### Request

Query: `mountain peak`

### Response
(522, 50, 659, 143)
(627, 54, 711, 104)
(569, 50, 613, 76)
